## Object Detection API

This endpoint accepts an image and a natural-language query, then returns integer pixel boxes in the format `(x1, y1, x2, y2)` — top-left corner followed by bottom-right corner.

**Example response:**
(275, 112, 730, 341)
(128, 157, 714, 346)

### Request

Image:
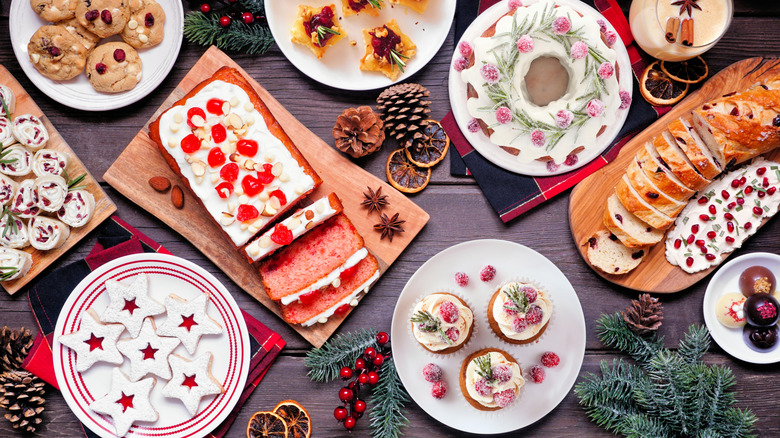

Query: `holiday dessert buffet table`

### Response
(3, 1, 780, 437)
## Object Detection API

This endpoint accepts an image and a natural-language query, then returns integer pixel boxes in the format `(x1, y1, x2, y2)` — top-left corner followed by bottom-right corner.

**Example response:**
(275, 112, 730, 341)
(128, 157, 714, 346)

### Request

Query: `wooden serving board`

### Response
(0, 65, 116, 295)
(103, 46, 429, 347)
(570, 57, 780, 293)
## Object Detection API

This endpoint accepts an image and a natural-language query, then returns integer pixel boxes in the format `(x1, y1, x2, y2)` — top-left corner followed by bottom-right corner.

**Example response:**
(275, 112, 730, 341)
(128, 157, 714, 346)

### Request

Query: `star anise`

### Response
(671, 0, 701, 17)
(374, 212, 405, 242)
(361, 186, 389, 214)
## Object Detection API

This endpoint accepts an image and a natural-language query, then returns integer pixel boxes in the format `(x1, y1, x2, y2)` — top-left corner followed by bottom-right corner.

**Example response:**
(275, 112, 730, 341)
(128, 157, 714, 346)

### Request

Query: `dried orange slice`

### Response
(273, 400, 312, 438)
(660, 56, 708, 84)
(639, 61, 689, 106)
(387, 148, 431, 194)
(404, 119, 450, 168)
(247, 411, 288, 438)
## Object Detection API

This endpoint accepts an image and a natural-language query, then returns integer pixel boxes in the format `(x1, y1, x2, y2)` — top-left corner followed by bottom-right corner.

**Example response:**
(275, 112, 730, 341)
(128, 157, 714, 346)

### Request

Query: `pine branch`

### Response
(596, 312, 665, 364)
(183, 12, 275, 55)
(304, 328, 379, 382)
(621, 414, 674, 438)
(712, 407, 758, 438)
(678, 325, 711, 364)
(369, 359, 409, 438)
(645, 350, 691, 434)
(238, 0, 264, 13)
(574, 359, 647, 433)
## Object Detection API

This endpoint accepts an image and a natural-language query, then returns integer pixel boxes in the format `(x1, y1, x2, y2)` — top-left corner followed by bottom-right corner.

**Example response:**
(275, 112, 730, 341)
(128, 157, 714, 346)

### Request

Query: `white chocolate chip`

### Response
(279, 172, 290, 183)
(191, 161, 206, 177)
(240, 222, 249, 231)
(167, 138, 177, 148)
(234, 185, 244, 196)
(248, 225, 259, 234)
(332, 278, 341, 288)
(272, 162, 283, 177)
(136, 26, 145, 34)
(239, 194, 249, 204)
(230, 97, 240, 107)
(220, 216, 235, 226)
(244, 102, 254, 112)
(295, 185, 306, 195)
(248, 244, 259, 256)
(210, 172, 220, 184)
(350, 299, 359, 307)
(138, 34, 149, 43)
(259, 191, 270, 202)
(127, 19, 138, 30)
(31, 53, 41, 63)
(315, 200, 326, 214)
(259, 236, 272, 248)
(287, 218, 301, 229)
(173, 113, 183, 124)
(265, 152, 275, 161)
(170, 123, 180, 133)
(244, 114, 254, 125)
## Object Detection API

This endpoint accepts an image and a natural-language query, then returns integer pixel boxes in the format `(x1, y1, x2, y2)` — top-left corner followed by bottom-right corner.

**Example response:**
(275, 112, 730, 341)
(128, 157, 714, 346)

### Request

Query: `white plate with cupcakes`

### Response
(448, 0, 633, 176)
(53, 253, 250, 438)
(9, 0, 183, 111)
(390, 239, 586, 434)
(704, 252, 780, 364)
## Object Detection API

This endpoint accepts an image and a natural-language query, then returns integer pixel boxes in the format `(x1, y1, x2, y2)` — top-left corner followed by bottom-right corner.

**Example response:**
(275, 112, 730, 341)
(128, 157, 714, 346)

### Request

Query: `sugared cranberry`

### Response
(526, 305, 543, 325)
(438, 301, 459, 324)
(492, 364, 513, 383)
(511, 317, 527, 333)
(522, 286, 538, 303)
(422, 363, 442, 382)
(85, 9, 99, 21)
(493, 388, 516, 407)
(541, 352, 560, 368)
(474, 378, 492, 397)
(529, 365, 545, 383)
(431, 381, 447, 399)
(480, 265, 496, 282)
(101, 9, 112, 24)
(445, 327, 460, 343)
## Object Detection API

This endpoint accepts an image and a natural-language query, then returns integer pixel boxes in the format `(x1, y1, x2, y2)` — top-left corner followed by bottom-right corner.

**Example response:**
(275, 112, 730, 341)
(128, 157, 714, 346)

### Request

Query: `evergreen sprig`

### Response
(410, 310, 451, 345)
(502, 283, 529, 314)
(183, 12, 275, 55)
(0, 266, 18, 281)
(0, 96, 9, 118)
(304, 328, 379, 382)
(575, 312, 758, 437)
(1, 206, 19, 238)
(369, 359, 409, 438)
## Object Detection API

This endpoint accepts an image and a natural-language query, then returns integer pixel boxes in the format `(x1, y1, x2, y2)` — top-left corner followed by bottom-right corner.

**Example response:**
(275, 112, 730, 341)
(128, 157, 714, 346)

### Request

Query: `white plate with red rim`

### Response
(264, 0, 456, 91)
(390, 239, 586, 434)
(703, 252, 780, 364)
(447, 0, 633, 176)
(53, 254, 250, 438)
(8, 0, 183, 111)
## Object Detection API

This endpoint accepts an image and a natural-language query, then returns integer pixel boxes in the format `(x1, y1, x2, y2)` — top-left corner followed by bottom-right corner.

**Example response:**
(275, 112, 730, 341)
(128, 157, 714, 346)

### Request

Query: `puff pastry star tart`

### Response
(360, 20, 416, 80)
(390, 0, 429, 14)
(291, 4, 346, 59)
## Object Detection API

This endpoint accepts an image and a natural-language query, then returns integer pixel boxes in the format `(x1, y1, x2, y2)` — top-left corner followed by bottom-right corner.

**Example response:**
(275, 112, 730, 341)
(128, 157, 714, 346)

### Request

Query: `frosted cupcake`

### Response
(487, 282, 552, 344)
(410, 293, 474, 354)
(459, 348, 524, 411)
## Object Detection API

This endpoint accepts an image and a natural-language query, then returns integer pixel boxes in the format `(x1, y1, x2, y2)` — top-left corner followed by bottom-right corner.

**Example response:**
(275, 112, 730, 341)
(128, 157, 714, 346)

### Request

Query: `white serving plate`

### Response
(448, 0, 633, 176)
(703, 252, 780, 364)
(391, 239, 586, 434)
(9, 0, 183, 111)
(265, 0, 456, 90)
(53, 254, 250, 438)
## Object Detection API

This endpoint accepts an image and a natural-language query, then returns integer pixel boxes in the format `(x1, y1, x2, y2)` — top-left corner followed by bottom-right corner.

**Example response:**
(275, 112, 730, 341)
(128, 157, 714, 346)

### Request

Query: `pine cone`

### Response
(623, 294, 663, 335)
(0, 327, 34, 372)
(376, 83, 431, 143)
(0, 370, 46, 433)
(333, 106, 386, 158)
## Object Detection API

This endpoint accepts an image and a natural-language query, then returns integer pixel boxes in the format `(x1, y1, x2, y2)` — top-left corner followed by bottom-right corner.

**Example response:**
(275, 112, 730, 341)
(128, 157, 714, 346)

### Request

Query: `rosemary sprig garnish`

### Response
(0, 96, 9, 118)
(1, 207, 19, 238)
(503, 283, 530, 314)
(410, 310, 452, 345)
(367, 0, 383, 9)
(316, 24, 340, 45)
(0, 266, 18, 281)
(474, 354, 494, 384)
(0, 147, 17, 165)
(390, 49, 409, 73)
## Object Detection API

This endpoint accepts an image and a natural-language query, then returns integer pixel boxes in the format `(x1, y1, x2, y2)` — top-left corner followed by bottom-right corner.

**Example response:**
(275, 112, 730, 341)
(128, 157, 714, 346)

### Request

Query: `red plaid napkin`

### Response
(22, 216, 285, 438)
(445, 0, 670, 223)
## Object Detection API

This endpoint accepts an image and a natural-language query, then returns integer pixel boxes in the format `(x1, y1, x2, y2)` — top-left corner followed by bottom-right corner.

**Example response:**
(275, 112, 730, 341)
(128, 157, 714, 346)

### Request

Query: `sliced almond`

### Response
(262, 203, 277, 216)
(287, 217, 301, 229)
(243, 159, 255, 171)
(210, 171, 220, 184)
(228, 200, 237, 212)
(259, 236, 272, 248)
(191, 161, 206, 177)
(229, 153, 239, 162)
(230, 97, 240, 107)
(244, 102, 254, 112)
(268, 196, 281, 210)
(222, 101, 231, 115)
(190, 115, 205, 127)
(271, 162, 283, 177)
(239, 194, 249, 204)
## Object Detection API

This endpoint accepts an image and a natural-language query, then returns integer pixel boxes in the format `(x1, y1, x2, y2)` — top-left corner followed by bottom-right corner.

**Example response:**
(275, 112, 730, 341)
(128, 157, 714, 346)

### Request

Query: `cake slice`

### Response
(652, 134, 711, 191)
(668, 118, 721, 179)
(259, 213, 366, 303)
(603, 194, 664, 248)
(244, 192, 343, 263)
(281, 253, 380, 326)
(615, 175, 675, 229)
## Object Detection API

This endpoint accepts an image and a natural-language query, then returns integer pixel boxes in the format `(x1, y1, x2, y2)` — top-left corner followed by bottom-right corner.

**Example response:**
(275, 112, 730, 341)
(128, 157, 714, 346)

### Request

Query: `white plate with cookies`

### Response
(53, 254, 250, 438)
(390, 239, 586, 434)
(9, 0, 183, 111)
(265, 0, 456, 91)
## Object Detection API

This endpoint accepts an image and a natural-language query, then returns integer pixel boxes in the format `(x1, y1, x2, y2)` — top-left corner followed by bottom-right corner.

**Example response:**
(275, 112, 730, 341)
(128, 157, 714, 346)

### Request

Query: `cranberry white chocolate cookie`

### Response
(75, 0, 129, 38)
(59, 17, 101, 51)
(410, 293, 473, 354)
(89, 368, 158, 437)
(86, 42, 143, 93)
(100, 273, 165, 338)
(116, 317, 180, 381)
(121, 0, 165, 49)
(58, 309, 125, 372)
(30, 0, 78, 23)
(155, 293, 222, 355)
(27, 25, 87, 81)
(162, 352, 224, 416)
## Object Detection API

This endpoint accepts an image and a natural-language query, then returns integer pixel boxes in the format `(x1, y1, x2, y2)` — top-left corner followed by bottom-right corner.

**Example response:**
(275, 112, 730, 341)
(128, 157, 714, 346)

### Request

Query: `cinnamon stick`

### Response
(681, 18, 694, 47)
(665, 17, 680, 43)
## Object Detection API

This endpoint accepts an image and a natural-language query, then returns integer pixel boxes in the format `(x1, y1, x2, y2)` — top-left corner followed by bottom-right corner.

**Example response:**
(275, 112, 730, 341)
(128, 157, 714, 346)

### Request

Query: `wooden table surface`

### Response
(3, 1, 780, 436)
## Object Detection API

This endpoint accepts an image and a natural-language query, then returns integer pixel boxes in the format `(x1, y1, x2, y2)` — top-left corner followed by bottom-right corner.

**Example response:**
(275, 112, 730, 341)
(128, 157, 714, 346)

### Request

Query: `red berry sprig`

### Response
(332, 331, 391, 431)
(193, 0, 267, 28)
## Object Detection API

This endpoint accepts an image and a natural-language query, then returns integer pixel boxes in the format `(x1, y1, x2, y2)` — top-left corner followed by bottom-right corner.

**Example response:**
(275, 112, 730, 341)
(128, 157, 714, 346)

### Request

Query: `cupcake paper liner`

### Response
(486, 276, 555, 349)
(455, 346, 525, 416)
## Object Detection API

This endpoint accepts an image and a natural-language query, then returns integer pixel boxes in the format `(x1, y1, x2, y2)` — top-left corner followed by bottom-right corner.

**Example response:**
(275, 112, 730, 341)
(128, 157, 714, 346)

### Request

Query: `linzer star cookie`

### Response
(89, 368, 159, 437)
(58, 309, 125, 372)
(116, 317, 181, 381)
(100, 273, 165, 338)
(156, 293, 222, 355)
(162, 352, 224, 416)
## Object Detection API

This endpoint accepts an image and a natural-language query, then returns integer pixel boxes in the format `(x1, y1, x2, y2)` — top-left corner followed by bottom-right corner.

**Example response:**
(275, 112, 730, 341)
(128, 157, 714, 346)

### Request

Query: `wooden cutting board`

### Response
(570, 57, 780, 293)
(0, 65, 116, 295)
(104, 46, 430, 347)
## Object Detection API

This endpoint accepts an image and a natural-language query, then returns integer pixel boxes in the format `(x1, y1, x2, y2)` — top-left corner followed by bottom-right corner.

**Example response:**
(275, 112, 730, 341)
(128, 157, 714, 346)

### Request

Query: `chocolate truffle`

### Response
(739, 266, 776, 297)
(744, 293, 780, 327)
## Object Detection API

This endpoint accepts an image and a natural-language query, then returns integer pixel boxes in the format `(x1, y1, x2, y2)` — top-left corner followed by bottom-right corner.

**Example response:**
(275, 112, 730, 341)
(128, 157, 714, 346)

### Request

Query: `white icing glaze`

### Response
(28, 216, 69, 251)
(157, 80, 316, 246)
(0, 145, 32, 177)
(35, 175, 68, 213)
(57, 189, 94, 227)
(491, 282, 552, 341)
(0, 247, 31, 281)
(301, 270, 380, 327)
(281, 247, 369, 305)
(465, 351, 524, 408)
(245, 196, 338, 262)
(89, 368, 158, 436)
(0, 117, 14, 147)
(32, 149, 68, 177)
(411, 293, 474, 351)
(666, 158, 780, 273)
(462, 1, 621, 164)
(12, 114, 48, 150)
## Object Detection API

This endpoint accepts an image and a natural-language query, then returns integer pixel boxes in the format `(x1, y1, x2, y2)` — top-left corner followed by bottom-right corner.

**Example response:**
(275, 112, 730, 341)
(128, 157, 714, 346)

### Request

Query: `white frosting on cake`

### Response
(157, 80, 316, 247)
(462, 1, 622, 165)
(301, 270, 380, 327)
(411, 293, 473, 351)
(464, 351, 524, 408)
(491, 282, 552, 341)
(280, 247, 369, 305)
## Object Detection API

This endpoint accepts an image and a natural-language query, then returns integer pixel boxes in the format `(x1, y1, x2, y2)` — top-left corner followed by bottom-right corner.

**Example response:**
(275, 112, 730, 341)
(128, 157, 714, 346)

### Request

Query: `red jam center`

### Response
(370, 26, 401, 63)
(303, 6, 335, 47)
(348, 0, 368, 11)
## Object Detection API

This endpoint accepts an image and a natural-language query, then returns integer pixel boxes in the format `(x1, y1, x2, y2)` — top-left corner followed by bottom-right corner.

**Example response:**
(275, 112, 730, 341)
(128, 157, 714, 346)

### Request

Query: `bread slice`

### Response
(652, 133, 711, 191)
(603, 194, 664, 248)
(585, 229, 647, 275)
(625, 159, 686, 217)
(667, 118, 721, 179)
(615, 175, 675, 229)
(635, 143, 695, 201)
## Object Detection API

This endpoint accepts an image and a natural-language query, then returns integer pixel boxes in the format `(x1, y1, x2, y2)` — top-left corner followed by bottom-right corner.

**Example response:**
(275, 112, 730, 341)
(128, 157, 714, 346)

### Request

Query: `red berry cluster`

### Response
(193, 0, 267, 27)
(333, 331, 391, 431)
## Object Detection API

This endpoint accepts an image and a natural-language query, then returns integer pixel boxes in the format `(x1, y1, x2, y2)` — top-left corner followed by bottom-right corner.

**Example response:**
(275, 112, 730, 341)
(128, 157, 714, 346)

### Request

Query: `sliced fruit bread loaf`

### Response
(603, 194, 665, 248)
(585, 229, 647, 275)
(667, 118, 722, 179)
(625, 159, 687, 217)
(652, 133, 711, 191)
(615, 174, 675, 229)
